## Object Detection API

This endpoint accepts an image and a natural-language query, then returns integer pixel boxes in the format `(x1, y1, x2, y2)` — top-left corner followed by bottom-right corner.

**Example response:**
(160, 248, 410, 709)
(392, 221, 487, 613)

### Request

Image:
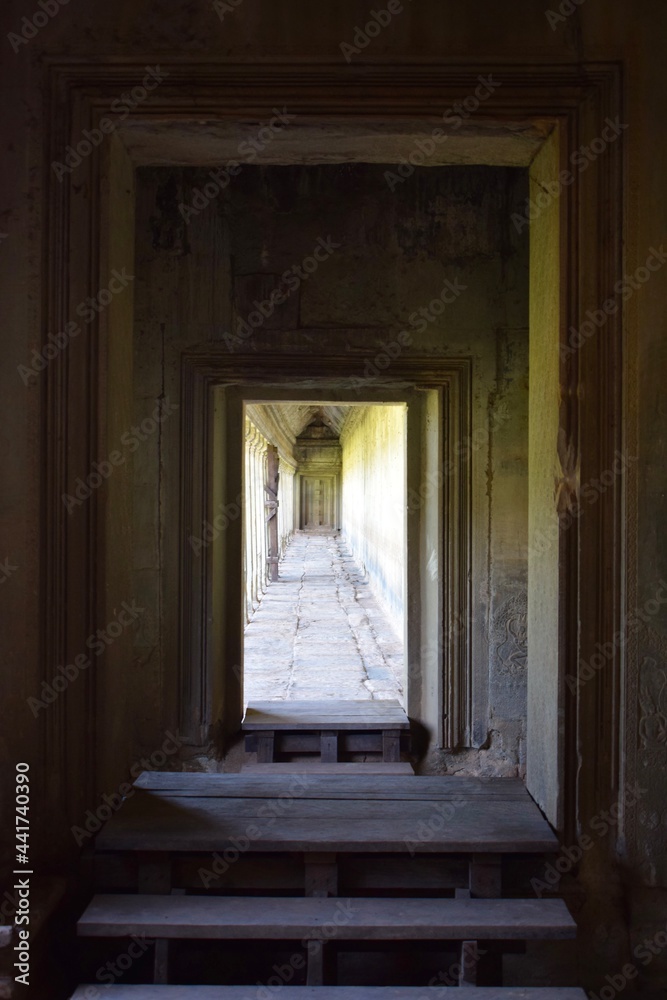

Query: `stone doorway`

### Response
(301, 477, 335, 530)
(45, 63, 626, 844)
(242, 402, 407, 706)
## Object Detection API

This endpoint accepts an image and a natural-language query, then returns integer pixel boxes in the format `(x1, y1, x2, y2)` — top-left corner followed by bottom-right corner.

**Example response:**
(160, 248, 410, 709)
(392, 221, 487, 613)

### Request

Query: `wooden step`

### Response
(79, 894, 575, 941)
(242, 700, 410, 731)
(97, 775, 558, 854)
(70, 987, 588, 1000)
(132, 772, 534, 799)
(241, 762, 414, 775)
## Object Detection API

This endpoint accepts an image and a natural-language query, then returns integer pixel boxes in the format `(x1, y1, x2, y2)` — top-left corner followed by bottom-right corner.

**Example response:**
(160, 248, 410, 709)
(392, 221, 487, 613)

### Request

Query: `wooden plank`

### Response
(133, 773, 531, 799)
(241, 763, 414, 775)
(70, 987, 589, 1000)
(107, 791, 548, 816)
(243, 700, 410, 730)
(104, 793, 543, 821)
(78, 895, 576, 940)
(96, 802, 557, 854)
(244, 698, 409, 715)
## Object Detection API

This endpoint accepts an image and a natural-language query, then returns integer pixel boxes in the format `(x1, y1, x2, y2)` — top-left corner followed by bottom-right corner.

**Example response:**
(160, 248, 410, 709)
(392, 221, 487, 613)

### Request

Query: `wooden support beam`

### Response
(320, 731, 338, 763)
(256, 731, 275, 763)
(382, 729, 401, 762)
(458, 941, 479, 986)
(470, 853, 502, 898)
(153, 939, 169, 984)
(306, 940, 334, 986)
(469, 854, 503, 984)
(304, 852, 338, 897)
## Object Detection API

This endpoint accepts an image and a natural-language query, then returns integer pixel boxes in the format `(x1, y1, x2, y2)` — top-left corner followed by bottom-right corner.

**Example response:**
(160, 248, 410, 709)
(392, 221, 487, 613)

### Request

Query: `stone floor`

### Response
(244, 531, 405, 704)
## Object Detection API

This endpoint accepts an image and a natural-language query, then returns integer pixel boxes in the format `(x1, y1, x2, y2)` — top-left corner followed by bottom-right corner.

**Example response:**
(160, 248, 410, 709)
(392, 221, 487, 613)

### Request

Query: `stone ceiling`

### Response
(248, 403, 354, 441)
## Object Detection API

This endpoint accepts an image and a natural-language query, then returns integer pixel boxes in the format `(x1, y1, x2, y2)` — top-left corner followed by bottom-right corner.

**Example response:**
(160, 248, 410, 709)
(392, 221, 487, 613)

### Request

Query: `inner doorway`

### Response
(242, 401, 408, 708)
(301, 476, 335, 530)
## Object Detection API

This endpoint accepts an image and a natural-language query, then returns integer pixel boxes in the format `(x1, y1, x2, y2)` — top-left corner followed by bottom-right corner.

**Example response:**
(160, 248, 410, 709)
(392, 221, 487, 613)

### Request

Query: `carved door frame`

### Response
(42, 61, 625, 848)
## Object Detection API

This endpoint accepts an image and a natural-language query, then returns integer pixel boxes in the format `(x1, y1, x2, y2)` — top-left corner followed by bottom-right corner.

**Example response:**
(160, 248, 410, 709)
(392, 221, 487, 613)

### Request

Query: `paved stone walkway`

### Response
(244, 532, 404, 704)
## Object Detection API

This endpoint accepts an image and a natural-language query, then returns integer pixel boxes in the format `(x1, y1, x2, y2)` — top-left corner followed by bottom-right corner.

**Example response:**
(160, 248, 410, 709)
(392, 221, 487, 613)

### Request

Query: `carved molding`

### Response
(179, 351, 475, 749)
(42, 60, 624, 842)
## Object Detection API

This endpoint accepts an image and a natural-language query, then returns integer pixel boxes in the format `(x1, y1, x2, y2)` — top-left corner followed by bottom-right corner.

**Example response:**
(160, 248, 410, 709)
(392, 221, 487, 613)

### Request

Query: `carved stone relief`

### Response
(492, 592, 528, 677)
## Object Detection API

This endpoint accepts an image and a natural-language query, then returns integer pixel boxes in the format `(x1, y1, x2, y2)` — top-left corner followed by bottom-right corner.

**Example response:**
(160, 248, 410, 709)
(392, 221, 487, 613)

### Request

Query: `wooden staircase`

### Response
(70, 772, 583, 999)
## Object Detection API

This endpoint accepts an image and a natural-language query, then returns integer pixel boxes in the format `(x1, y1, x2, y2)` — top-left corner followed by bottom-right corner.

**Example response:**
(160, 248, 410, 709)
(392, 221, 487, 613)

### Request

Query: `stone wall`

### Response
(132, 162, 529, 772)
(340, 404, 407, 641)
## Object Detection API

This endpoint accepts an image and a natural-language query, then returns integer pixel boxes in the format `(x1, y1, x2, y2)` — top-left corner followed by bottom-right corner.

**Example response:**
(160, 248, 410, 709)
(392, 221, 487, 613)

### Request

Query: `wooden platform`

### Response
(102, 773, 559, 855)
(242, 701, 410, 730)
(242, 700, 410, 762)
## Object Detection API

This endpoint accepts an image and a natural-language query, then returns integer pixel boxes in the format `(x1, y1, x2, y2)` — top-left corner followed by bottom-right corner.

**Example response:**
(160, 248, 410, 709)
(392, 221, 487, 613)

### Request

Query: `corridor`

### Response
(243, 532, 405, 704)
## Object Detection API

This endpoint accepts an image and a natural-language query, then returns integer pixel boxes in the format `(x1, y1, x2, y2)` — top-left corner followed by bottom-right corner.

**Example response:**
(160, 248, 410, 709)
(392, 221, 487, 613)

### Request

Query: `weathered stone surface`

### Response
(244, 532, 404, 704)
